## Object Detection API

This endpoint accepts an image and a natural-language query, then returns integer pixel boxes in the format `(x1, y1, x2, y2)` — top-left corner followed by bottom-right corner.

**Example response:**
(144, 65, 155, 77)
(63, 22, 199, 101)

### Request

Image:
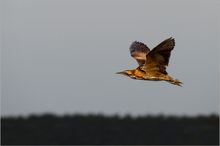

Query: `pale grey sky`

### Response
(1, 0, 219, 116)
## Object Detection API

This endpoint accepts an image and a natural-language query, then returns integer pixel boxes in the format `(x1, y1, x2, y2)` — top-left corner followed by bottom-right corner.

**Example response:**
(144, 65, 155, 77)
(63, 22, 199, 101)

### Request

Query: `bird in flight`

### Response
(116, 37, 183, 86)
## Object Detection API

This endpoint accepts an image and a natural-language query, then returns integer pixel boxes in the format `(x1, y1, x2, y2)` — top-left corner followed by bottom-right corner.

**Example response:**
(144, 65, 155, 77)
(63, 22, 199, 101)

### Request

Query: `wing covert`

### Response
(141, 37, 175, 74)
(129, 41, 150, 66)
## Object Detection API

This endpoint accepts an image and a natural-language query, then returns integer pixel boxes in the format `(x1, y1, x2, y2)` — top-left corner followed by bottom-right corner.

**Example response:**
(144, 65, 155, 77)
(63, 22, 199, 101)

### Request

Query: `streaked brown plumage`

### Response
(117, 37, 183, 86)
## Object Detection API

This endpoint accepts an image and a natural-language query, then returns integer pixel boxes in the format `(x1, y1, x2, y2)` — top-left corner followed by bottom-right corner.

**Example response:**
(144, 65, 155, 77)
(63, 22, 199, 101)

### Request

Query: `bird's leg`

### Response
(170, 79, 183, 86)
(160, 75, 183, 86)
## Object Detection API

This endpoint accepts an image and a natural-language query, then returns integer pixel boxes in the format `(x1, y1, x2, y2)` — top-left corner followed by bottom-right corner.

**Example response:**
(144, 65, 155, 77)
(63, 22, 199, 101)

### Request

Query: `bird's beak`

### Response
(116, 71, 126, 75)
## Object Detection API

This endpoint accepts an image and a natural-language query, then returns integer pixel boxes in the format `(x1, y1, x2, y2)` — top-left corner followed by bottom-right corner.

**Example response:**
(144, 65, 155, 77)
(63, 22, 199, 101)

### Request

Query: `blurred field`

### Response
(1, 114, 219, 145)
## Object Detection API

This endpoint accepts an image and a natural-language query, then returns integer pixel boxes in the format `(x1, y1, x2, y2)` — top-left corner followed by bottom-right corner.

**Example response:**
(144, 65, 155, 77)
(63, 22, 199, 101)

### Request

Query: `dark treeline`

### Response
(1, 113, 219, 145)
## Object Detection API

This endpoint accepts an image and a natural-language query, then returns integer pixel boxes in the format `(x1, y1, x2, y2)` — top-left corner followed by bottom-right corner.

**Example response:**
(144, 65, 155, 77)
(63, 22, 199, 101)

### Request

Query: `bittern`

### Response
(117, 37, 183, 86)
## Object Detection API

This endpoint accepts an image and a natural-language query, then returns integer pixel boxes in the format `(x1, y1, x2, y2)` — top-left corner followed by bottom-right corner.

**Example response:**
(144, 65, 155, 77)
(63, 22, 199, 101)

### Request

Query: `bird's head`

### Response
(116, 70, 134, 78)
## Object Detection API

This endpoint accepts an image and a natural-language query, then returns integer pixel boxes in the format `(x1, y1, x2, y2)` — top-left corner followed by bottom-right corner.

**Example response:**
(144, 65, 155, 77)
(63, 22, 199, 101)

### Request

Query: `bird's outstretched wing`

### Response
(141, 37, 175, 74)
(129, 41, 150, 66)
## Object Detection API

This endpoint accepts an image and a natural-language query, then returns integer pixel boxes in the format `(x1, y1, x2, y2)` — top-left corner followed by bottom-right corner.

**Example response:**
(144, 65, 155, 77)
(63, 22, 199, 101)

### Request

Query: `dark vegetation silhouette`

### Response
(1, 113, 219, 145)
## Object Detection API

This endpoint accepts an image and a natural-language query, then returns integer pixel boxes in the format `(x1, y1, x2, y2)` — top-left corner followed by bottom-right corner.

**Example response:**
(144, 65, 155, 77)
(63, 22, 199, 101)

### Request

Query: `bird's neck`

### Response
(133, 68, 145, 78)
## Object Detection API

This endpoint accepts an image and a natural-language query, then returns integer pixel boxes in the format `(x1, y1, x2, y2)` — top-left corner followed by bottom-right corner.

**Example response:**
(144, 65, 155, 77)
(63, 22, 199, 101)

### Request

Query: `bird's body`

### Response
(117, 37, 183, 86)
